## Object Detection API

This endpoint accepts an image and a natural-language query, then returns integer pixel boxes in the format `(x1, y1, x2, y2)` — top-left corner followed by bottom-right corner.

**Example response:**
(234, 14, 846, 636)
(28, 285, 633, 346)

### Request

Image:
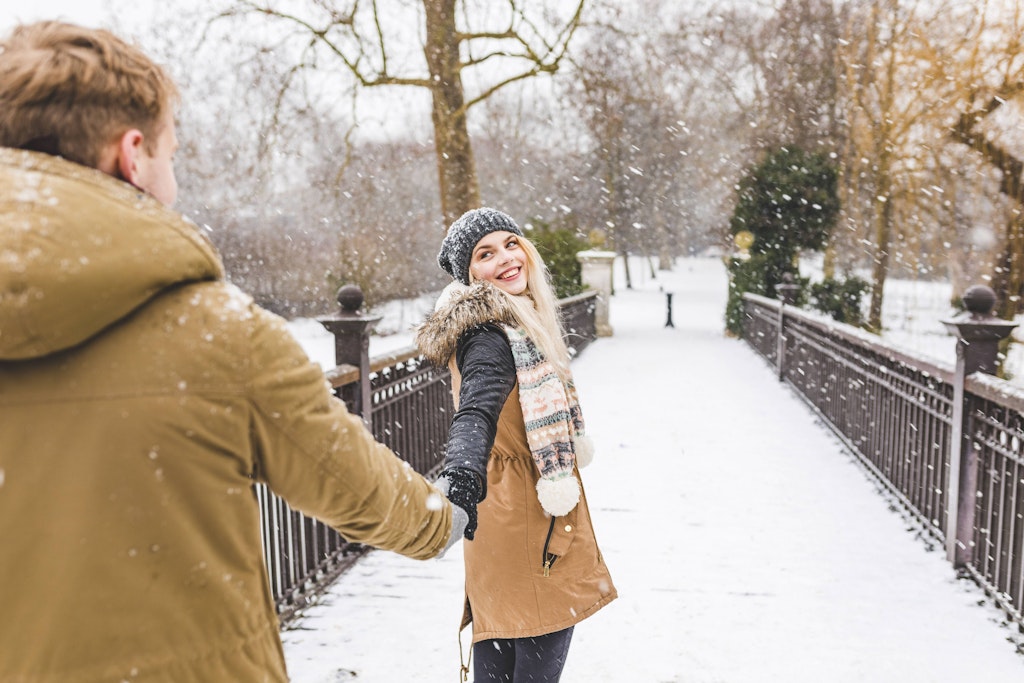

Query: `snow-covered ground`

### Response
(281, 257, 1024, 682)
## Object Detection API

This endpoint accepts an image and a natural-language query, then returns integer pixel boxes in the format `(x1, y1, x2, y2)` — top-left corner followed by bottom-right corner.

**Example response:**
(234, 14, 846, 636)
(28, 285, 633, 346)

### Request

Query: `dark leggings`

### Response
(472, 626, 574, 682)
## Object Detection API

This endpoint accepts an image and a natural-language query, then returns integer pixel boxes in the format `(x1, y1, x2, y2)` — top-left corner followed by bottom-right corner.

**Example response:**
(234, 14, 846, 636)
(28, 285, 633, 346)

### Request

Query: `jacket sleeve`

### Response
(441, 323, 517, 499)
(245, 307, 451, 561)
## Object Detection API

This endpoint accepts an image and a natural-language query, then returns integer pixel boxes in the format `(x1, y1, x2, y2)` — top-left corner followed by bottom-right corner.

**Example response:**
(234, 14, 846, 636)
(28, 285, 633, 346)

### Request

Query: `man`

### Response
(0, 21, 464, 682)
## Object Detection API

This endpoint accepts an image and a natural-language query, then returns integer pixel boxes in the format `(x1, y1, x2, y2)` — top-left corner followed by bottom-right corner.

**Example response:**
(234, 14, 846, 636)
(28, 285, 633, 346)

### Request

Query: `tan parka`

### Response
(0, 149, 453, 682)
(418, 283, 616, 644)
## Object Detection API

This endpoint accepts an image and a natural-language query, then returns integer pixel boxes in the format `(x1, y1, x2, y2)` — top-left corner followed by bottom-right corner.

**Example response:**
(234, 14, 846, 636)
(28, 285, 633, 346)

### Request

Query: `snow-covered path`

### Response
(281, 257, 1024, 682)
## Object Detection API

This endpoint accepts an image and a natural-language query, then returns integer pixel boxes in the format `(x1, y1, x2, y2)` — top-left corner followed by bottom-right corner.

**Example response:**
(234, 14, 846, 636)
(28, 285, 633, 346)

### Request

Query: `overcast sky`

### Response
(0, 0, 202, 35)
(1, 0, 117, 32)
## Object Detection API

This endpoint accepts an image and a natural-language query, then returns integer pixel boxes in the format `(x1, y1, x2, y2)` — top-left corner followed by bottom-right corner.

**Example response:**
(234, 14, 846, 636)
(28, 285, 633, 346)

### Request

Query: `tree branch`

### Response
(223, 1, 433, 88)
(456, 0, 583, 112)
(949, 88, 1024, 202)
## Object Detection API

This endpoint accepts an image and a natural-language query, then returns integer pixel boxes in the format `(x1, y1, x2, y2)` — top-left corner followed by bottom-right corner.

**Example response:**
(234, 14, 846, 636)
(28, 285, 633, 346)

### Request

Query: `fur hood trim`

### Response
(416, 281, 519, 366)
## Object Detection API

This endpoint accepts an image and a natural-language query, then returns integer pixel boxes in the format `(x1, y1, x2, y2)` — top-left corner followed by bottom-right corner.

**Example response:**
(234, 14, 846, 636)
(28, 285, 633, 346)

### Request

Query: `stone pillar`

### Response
(317, 284, 382, 427)
(940, 285, 1017, 567)
(577, 250, 616, 337)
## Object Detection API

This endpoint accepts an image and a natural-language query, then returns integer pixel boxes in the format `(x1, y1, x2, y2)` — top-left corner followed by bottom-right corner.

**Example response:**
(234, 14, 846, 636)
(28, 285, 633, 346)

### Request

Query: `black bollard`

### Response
(665, 292, 675, 328)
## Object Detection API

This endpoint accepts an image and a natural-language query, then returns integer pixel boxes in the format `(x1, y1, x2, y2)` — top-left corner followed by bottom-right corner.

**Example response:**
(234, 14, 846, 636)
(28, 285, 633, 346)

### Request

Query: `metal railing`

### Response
(962, 375, 1024, 622)
(740, 292, 1023, 629)
(560, 290, 599, 357)
(262, 291, 599, 623)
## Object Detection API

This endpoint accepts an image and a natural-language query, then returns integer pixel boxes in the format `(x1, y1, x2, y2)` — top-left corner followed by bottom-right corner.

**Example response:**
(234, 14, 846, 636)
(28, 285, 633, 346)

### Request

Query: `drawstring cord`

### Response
(458, 628, 473, 682)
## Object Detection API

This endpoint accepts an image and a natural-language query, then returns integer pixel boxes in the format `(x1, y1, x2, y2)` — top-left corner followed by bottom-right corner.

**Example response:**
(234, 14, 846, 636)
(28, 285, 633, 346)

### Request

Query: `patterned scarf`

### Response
(502, 325, 590, 516)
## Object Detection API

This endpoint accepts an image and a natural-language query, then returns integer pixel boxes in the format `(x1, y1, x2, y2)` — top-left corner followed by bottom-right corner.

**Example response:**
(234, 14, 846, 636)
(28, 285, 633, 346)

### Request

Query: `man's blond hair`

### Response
(0, 21, 178, 168)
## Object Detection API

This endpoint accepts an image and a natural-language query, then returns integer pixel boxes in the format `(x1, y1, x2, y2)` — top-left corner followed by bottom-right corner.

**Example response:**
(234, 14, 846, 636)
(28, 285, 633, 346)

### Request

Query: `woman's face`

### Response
(469, 230, 529, 295)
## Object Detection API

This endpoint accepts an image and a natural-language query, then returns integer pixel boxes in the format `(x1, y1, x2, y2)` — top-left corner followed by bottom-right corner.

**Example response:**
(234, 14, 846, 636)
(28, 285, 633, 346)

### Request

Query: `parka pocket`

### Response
(541, 507, 579, 576)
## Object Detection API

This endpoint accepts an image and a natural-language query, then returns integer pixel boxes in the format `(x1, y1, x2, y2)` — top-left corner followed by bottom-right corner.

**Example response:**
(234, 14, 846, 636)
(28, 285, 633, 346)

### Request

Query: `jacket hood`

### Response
(0, 148, 224, 360)
(416, 281, 519, 366)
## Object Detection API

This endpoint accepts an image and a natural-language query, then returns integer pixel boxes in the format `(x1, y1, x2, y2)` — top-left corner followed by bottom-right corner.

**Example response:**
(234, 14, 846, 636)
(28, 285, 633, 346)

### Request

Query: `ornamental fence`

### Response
(261, 289, 599, 624)
(740, 289, 1023, 632)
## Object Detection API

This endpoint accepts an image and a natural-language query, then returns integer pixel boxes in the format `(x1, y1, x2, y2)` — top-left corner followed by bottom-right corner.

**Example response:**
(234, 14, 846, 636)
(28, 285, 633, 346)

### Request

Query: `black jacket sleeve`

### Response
(440, 322, 516, 501)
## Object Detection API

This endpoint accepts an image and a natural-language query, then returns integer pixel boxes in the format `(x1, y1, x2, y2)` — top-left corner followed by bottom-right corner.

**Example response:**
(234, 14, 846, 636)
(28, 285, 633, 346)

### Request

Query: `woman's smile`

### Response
(469, 230, 530, 295)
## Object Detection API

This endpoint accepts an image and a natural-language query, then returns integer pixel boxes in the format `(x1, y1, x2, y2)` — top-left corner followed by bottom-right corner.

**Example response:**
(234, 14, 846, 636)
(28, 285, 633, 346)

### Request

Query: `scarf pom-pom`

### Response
(574, 434, 594, 468)
(536, 474, 580, 516)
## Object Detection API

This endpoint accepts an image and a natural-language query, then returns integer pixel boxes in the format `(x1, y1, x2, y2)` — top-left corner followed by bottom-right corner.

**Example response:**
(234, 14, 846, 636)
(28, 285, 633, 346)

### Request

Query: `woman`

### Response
(417, 208, 617, 682)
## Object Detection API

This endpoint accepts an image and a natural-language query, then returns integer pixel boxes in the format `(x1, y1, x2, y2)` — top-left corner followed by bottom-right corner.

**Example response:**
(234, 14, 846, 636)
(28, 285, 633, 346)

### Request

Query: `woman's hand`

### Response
(436, 468, 482, 540)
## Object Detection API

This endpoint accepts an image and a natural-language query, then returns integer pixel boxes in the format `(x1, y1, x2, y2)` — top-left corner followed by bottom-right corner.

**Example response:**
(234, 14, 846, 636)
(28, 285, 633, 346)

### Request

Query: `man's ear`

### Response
(95, 128, 145, 186)
(114, 128, 146, 187)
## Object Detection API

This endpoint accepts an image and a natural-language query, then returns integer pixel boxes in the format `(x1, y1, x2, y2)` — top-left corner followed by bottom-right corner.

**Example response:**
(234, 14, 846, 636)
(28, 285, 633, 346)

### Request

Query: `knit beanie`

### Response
(438, 207, 524, 285)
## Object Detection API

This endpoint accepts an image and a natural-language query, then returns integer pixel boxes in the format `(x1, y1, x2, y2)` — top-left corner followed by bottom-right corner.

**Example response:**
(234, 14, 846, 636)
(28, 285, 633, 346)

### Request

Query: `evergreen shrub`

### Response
(809, 276, 869, 326)
(529, 223, 588, 299)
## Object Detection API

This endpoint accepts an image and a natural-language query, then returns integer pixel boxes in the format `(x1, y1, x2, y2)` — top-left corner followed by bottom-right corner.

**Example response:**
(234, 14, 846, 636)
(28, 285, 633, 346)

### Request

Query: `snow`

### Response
(281, 257, 1024, 682)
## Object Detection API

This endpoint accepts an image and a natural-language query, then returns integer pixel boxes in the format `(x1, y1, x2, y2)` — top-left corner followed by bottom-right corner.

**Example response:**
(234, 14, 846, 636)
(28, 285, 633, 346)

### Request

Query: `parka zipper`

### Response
(542, 516, 557, 577)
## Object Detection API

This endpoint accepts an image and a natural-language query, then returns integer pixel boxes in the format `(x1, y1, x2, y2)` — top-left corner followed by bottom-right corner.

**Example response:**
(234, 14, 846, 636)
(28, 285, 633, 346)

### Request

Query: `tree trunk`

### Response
(822, 242, 836, 280)
(659, 248, 673, 271)
(423, 0, 480, 228)
(867, 192, 892, 334)
(992, 214, 1024, 320)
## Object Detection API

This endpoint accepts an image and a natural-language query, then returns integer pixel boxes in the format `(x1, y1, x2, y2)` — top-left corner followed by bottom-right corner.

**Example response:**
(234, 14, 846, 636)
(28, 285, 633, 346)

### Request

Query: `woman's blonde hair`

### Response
(472, 234, 572, 380)
(0, 21, 179, 168)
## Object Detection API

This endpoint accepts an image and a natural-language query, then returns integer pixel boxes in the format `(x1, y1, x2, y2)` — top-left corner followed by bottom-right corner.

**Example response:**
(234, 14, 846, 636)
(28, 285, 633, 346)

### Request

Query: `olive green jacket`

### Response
(0, 149, 452, 682)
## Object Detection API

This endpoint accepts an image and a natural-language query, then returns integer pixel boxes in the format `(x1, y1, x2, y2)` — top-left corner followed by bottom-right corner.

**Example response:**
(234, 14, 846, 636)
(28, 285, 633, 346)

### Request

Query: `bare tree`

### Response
(309, 137, 446, 308)
(746, 0, 845, 154)
(562, 0, 736, 286)
(147, 16, 339, 315)
(835, 0, 959, 332)
(215, 0, 585, 226)
(940, 0, 1024, 318)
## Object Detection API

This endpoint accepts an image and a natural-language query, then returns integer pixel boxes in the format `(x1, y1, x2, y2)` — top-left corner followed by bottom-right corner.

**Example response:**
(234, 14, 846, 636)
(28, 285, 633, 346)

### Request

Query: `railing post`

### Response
(940, 285, 1017, 567)
(317, 284, 382, 428)
(577, 250, 616, 337)
(774, 274, 800, 381)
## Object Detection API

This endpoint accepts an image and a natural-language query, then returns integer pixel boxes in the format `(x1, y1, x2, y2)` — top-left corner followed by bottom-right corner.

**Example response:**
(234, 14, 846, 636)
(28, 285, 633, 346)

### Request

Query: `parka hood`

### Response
(415, 280, 519, 367)
(0, 148, 224, 360)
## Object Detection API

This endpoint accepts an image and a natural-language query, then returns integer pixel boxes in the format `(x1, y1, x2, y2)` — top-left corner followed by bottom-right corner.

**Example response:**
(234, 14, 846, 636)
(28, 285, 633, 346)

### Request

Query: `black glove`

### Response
(438, 468, 482, 540)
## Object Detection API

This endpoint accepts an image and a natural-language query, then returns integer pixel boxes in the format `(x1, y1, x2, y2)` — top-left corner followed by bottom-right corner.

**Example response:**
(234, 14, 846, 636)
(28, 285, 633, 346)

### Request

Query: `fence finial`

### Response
(318, 284, 381, 426)
(337, 284, 365, 314)
(960, 284, 996, 318)
(941, 285, 1017, 374)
